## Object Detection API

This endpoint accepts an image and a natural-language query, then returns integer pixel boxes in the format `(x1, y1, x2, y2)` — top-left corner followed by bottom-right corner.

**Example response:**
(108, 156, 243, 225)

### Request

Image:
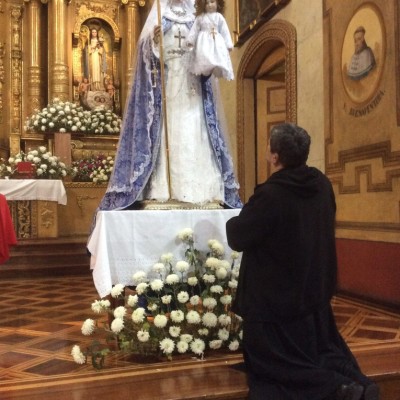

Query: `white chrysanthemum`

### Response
(169, 326, 181, 338)
(71, 345, 85, 364)
(113, 306, 126, 319)
(159, 338, 175, 354)
(152, 262, 165, 274)
(190, 295, 200, 306)
(147, 303, 158, 311)
(81, 318, 95, 335)
(198, 328, 209, 336)
(170, 310, 185, 323)
(190, 338, 205, 355)
(218, 314, 231, 326)
(216, 268, 228, 280)
(186, 310, 201, 324)
(127, 294, 138, 307)
(161, 252, 174, 263)
(209, 340, 223, 350)
(203, 297, 217, 310)
(91, 300, 104, 314)
(180, 334, 193, 343)
(229, 340, 240, 351)
(137, 330, 150, 342)
(101, 299, 111, 308)
(154, 314, 168, 328)
(165, 274, 180, 285)
(178, 228, 193, 241)
(161, 294, 172, 304)
(176, 340, 189, 353)
(228, 279, 238, 289)
(132, 307, 146, 323)
(150, 279, 164, 292)
(136, 282, 148, 295)
(203, 274, 216, 283)
(210, 285, 223, 294)
(231, 267, 240, 279)
(231, 251, 240, 260)
(111, 317, 124, 333)
(218, 328, 230, 341)
(220, 294, 232, 305)
(205, 257, 220, 270)
(132, 271, 147, 285)
(210, 241, 225, 256)
(177, 291, 189, 303)
(110, 283, 124, 298)
(187, 276, 198, 286)
(175, 260, 190, 273)
(220, 260, 231, 270)
(202, 312, 218, 328)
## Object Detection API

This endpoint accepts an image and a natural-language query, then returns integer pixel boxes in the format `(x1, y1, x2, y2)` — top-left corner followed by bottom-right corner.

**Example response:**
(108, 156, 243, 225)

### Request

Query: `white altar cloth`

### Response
(0, 180, 67, 205)
(88, 209, 241, 298)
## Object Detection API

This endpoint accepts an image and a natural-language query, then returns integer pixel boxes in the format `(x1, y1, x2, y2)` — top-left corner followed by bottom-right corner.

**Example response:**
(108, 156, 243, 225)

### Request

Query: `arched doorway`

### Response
(236, 20, 297, 201)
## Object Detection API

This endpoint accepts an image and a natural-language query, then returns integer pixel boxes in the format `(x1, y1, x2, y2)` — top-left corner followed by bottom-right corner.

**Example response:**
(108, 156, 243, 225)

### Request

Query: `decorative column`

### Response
(25, 0, 45, 115)
(122, 0, 145, 106)
(48, 0, 69, 101)
(0, 42, 5, 126)
(9, 6, 23, 155)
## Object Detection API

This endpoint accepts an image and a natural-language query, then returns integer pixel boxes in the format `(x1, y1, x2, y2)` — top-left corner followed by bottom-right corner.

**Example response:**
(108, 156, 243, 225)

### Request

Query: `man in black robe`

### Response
(226, 123, 379, 400)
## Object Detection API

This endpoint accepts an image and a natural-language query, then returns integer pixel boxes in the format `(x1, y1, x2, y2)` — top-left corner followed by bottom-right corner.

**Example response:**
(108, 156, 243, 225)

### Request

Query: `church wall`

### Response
(225, 0, 399, 306)
(225, 0, 324, 174)
(323, 0, 400, 305)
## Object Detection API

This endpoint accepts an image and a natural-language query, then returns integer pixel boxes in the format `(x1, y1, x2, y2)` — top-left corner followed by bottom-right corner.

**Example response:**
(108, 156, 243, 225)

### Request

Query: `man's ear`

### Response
(271, 152, 279, 165)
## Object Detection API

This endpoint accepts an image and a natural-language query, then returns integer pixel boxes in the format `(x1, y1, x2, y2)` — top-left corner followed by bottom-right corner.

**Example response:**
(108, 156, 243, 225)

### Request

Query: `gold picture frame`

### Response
(234, 0, 291, 46)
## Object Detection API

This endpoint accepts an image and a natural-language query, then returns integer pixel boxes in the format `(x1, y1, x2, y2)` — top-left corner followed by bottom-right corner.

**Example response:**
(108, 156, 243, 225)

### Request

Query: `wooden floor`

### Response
(0, 273, 399, 400)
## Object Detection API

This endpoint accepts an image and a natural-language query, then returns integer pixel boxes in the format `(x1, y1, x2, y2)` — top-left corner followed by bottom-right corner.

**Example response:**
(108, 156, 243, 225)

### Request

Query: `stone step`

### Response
(4, 236, 91, 278)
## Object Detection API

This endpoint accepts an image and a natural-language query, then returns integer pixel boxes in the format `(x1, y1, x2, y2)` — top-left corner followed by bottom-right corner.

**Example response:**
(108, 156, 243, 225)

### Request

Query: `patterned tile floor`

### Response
(0, 274, 399, 386)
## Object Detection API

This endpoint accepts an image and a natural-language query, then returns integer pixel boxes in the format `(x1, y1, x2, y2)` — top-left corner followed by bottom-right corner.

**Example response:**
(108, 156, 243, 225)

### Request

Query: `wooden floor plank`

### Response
(0, 275, 399, 399)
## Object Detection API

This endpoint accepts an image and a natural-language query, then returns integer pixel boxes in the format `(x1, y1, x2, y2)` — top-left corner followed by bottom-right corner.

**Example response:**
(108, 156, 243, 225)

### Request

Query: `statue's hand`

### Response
(153, 25, 161, 44)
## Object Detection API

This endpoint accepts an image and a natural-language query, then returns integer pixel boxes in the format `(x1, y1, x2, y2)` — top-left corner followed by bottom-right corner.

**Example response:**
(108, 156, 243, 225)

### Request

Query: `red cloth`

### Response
(0, 193, 17, 264)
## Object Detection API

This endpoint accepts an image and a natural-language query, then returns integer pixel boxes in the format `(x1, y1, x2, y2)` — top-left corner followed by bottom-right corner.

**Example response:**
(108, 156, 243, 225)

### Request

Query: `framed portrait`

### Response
(234, 0, 291, 46)
(341, 3, 385, 105)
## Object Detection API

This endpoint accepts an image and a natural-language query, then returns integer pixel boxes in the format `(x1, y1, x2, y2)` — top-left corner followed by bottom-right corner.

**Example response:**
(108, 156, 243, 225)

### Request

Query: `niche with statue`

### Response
(72, 17, 121, 114)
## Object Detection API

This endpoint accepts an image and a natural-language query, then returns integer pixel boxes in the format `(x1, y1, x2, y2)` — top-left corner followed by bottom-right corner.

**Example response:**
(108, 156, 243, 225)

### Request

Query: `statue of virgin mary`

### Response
(97, 0, 242, 211)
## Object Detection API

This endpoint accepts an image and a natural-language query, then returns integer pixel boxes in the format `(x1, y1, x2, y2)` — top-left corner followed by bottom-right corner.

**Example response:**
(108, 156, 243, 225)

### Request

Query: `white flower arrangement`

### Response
(72, 229, 243, 368)
(24, 98, 122, 135)
(0, 146, 68, 179)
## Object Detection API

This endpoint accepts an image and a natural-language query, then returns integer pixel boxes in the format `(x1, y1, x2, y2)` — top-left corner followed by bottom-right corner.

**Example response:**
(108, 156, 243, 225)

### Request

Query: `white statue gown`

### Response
(187, 12, 234, 81)
(143, 22, 224, 204)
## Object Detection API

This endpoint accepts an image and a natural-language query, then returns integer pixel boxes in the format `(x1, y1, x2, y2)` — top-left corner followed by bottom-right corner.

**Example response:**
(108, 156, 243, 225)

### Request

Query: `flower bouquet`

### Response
(0, 146, 68, 179)
(24, 98, 122, 135)
(71, 154, 114, 183)
(72, 228, 242, 369)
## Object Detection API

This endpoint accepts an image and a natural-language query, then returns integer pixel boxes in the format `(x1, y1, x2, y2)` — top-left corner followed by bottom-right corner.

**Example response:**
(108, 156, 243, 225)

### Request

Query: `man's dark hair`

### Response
(269, 123, 311, 168)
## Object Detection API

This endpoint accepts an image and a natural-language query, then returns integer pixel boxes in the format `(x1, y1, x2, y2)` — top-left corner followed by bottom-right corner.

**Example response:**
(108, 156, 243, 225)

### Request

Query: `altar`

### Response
(87, 208, 241, 298)
(0, 180, 67, 239)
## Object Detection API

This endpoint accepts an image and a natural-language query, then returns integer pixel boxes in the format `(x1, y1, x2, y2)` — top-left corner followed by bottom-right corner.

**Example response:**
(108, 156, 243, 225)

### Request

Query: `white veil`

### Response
(139, 0, 195, 41)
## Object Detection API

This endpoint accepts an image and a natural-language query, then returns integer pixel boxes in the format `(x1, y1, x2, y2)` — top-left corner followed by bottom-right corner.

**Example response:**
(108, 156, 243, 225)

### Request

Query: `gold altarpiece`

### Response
(0, 0, 149, 239)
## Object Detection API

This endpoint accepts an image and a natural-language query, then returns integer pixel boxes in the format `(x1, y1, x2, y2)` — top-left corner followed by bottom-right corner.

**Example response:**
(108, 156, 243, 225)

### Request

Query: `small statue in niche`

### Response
(81, 19, 108, 92)
(78, 77, 91, 98)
